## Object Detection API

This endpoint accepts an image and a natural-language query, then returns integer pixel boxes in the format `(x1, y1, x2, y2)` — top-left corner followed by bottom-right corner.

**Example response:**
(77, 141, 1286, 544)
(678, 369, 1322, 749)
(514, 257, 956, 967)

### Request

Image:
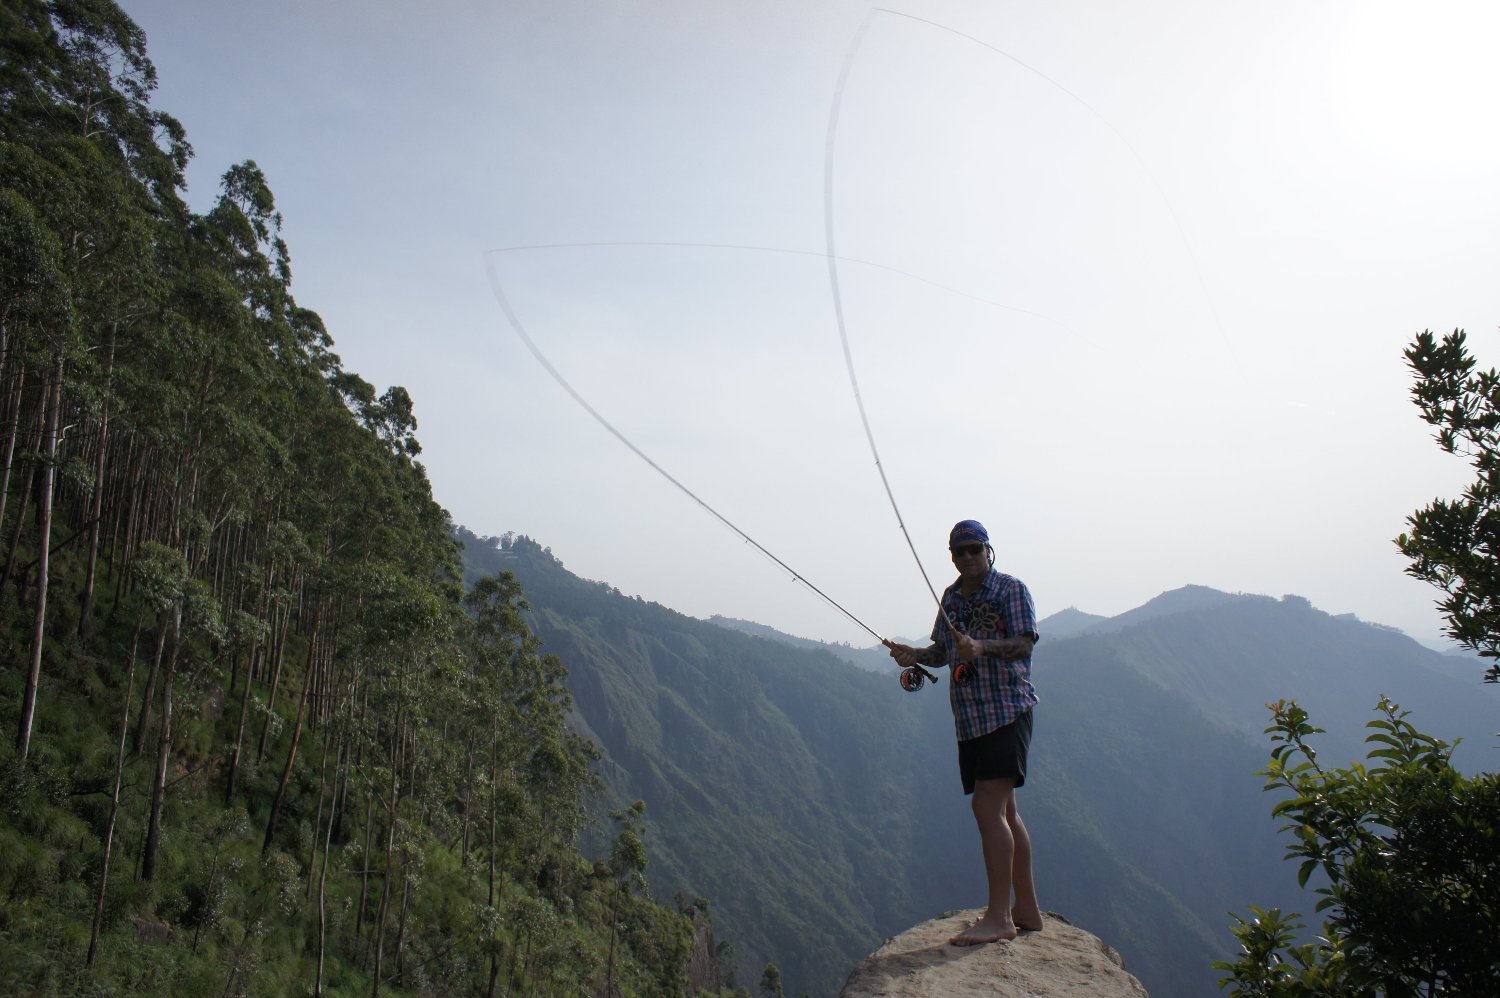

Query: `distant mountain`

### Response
(1082, 584, 1240, 634)
(707, 615, 864, 656)
(457, 528, 1500, 998)
(1039, 605, 1109, 638)
(708, 615, 916, 674)
(1069, 588, 1497, 772)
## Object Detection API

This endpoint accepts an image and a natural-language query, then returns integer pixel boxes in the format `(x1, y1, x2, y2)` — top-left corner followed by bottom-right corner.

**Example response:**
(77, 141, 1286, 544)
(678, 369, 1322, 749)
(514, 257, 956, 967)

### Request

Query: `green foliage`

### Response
(0, 2, 709, 994)
(468, 532, 946, 996)
(1217, 906, 1367, 997)
(1221, 330, 1500, 995)
(760, 962, 786, 998)
(1217, 700, 1500, 994)
(1399, 328, 1500, 683)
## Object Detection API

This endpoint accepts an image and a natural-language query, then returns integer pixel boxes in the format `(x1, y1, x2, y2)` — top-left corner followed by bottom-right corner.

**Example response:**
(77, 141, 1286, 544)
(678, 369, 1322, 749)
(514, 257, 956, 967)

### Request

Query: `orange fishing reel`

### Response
(898, 662, 941, 692)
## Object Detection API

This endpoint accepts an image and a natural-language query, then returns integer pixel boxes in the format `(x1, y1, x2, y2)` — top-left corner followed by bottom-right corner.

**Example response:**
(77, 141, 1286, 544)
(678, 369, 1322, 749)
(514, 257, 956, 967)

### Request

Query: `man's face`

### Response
(950, 542, 989, 582)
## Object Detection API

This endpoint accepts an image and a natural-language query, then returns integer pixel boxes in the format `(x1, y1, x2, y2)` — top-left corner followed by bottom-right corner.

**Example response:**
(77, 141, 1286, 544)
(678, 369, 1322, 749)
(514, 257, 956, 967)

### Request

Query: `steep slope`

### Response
(461, 533, 1223, 996)
(465, 536, 942, 995)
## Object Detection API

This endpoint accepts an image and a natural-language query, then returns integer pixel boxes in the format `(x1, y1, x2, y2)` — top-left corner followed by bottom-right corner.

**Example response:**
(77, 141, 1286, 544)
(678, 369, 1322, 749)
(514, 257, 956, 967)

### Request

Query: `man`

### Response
(886, 519, 1042, 945)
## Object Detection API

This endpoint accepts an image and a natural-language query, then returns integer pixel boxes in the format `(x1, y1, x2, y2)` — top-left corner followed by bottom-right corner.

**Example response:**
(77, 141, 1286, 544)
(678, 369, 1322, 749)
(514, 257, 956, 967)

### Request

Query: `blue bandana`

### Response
(949, 519, 989, 547)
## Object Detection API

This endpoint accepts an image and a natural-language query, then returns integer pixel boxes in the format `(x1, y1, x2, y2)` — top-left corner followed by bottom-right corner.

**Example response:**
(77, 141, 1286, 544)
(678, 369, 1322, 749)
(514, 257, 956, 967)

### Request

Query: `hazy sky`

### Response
(120, 0, 1500, 648)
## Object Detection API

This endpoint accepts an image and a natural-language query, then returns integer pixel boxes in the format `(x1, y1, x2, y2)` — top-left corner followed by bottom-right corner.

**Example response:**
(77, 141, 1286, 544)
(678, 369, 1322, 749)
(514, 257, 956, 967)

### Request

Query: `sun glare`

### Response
(1331, 4, 1500, 166)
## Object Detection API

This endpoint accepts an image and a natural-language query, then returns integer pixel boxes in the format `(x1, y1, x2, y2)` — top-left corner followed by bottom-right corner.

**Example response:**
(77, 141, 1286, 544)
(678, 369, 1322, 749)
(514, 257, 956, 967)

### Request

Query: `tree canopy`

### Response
(0, 2, 725, 993)
(1399, 328, 1500, 683)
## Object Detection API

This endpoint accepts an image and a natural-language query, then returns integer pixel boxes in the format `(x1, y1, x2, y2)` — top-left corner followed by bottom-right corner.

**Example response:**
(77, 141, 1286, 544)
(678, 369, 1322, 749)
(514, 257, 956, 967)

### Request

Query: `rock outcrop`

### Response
(839, 911, 1149, 998)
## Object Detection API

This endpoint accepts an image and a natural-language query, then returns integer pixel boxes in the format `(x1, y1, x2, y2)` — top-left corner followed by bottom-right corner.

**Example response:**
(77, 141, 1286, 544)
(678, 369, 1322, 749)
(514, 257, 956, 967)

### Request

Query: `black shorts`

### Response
(958, 709, 1033, 795)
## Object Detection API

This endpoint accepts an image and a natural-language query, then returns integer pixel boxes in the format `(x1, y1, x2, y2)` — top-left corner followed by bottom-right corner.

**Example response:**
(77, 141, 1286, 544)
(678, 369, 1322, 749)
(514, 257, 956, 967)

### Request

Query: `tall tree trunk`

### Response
(86, 622, 142, 968)
(306, 719, 335, 902)
(371, 728, 401, 998)
(395, 872, 411, 988)
(356, 787, 375, 940)
(16, 354, 63, 761)
(1, 375, 41, 595)
(460, 736, 474, 866)
(315, 733, 343, 997)
(225, 555, 276, 802)
(113, 442, 144, 611)
(487, 733, 500, 996)
(262, 608, 320, 853)
(0, 362, 26, 539)
(141, 606, 181, 881)
(79, 325, 116, 634)
(133, 619, 169, 756)
(224, 638, 259, 805)
(256, 597, 292, 764)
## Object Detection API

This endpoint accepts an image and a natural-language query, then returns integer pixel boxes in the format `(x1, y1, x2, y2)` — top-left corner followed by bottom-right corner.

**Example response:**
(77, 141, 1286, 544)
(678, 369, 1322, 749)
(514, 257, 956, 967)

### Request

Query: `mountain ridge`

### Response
(457, 527, 1499, 998)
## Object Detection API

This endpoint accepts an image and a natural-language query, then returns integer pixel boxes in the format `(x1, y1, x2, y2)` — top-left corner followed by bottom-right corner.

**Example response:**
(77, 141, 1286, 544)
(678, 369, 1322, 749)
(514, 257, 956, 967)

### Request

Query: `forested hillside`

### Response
(0, 5, 716, 995)
(461, 528, 1499, 998)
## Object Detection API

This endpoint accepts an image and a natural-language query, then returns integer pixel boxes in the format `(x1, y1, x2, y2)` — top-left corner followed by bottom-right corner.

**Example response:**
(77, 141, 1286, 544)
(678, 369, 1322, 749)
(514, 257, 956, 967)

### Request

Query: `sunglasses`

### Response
(950, 543, 986, 558)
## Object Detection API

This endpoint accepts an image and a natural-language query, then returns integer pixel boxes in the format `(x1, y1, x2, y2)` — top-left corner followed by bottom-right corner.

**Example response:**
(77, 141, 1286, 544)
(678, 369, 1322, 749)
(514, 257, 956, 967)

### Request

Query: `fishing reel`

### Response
(898, 661, 941, 693)
(899, 661, 974, 691)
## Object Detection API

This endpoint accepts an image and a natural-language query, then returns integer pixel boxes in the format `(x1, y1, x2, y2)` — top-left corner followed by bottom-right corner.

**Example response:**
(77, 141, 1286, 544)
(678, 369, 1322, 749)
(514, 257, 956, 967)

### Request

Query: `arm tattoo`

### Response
(978, 635, 1036, 661)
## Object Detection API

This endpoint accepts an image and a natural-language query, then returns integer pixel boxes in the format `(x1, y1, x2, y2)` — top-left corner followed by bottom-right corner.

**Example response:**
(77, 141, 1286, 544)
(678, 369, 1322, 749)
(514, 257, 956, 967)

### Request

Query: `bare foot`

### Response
(948, 912, 1018, 946)
(1012, 906, 1044, 933)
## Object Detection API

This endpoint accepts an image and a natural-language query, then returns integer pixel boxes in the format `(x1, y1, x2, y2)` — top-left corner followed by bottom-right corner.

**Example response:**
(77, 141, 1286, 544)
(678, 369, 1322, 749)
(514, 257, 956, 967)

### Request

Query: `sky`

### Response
(118, 0, 1500, 649)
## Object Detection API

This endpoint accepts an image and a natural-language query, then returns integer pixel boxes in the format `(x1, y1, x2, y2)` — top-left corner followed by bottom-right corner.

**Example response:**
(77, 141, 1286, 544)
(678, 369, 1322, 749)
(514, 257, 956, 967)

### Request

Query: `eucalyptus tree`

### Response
(0, 186, 66, 383)
(84, 538, 186, 965)
(604, 800, 650, 996)
(0, 5, 715, 992)
(138, 553, 201, 882)
(1, 140, 79, 758)
(2, 0, 179, 758)
(463, 572, 551, 984)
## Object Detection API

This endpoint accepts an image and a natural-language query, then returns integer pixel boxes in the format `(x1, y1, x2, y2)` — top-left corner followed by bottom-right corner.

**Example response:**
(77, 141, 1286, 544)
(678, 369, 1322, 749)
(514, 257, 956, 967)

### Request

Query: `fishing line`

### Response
(866, 6, 1234, 359)
(485, 240, 1076, 334)
(483, 8, 1214, 672)
(482, 248, 938, 682)
(823, 5, 1239, 632)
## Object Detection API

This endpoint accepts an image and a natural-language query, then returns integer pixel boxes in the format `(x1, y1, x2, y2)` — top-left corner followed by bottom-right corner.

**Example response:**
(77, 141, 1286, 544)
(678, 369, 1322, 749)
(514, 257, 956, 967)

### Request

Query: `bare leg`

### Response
(1006, 794, 1042, 931)
(950, 778, 1018, 945)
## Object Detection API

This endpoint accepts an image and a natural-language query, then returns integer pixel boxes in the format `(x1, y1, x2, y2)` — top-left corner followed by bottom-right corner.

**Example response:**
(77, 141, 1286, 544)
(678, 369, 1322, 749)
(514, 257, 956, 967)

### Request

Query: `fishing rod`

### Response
(824, 8, 964, 693)
(823, 6, 1232, 691)
(482, 250, 941, 687)
(485, 8, 1189, 694)
(482, 237, 1074, 692)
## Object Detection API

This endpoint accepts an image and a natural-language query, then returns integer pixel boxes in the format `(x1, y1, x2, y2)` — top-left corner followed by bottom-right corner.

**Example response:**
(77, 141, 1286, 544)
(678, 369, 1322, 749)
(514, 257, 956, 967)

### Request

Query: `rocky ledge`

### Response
(839, 911, 1149, 998)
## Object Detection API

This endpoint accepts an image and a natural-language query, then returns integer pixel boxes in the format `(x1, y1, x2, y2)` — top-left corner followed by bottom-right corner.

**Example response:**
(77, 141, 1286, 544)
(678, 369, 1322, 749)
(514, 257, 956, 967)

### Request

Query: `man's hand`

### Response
(953, 632, 982, 662)
(884, 640, 921, 667)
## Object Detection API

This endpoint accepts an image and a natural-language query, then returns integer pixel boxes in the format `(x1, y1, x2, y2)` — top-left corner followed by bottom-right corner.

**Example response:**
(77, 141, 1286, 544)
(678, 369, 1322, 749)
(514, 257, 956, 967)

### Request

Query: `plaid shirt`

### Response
(931, 569, 1039, 741)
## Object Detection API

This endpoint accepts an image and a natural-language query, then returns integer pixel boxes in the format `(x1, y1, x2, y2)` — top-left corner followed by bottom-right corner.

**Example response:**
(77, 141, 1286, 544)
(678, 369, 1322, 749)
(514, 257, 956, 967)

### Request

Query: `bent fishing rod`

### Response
(821, 6, 1213, 690)
(482, 251, 940, 687)
(824, 8, 972, 692)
